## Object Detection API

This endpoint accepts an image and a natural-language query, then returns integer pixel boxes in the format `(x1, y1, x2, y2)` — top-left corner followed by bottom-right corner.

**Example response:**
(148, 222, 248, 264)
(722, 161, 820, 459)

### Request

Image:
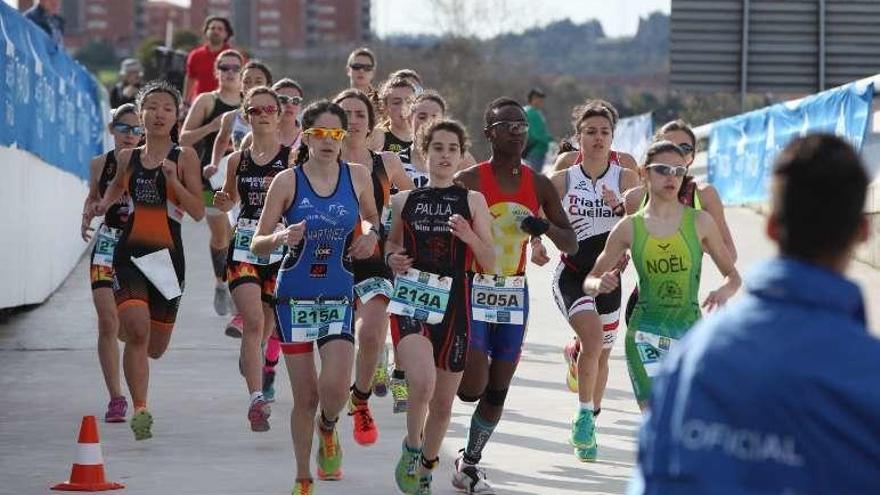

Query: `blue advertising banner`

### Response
(708, 82, 874, 204)
(0, 4, 106, 181)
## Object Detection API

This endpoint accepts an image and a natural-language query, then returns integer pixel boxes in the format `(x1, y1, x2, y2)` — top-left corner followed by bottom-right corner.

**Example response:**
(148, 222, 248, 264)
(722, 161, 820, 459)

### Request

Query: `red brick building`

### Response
(145, 1, 191, 43)
(19, 0, 147, 54)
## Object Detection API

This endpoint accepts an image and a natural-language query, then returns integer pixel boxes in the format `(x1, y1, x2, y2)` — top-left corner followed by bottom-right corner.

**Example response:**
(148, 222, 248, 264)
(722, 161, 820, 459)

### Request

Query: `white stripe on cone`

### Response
(74, 443, 104, 465)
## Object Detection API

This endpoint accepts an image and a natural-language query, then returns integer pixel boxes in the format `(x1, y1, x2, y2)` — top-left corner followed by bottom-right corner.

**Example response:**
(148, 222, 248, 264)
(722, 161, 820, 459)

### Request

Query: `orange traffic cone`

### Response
(51, 415, 125, 491)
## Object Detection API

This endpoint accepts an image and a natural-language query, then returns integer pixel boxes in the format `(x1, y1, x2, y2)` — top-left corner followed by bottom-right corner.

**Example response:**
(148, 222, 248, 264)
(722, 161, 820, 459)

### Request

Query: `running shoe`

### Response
(214, 284, 231, 316)
(390, 372, 409, 414)
(575, 443, 598, 463)
(416, 473, 433, 495)
(395, 439, 421, 494)
(225, 314, 243, 339)
(130, 409, 153, 441)
(262, 369, 276, 403)
(563, 338, 579, 393)
(316, 423, 343, 480)
(104, 396, 127, 423)
(452, 453, 496, 494)
(291, 479, 314, 495)
(349, 401, 378, 446)
(570, 409, 596, 450)
(248, 398, 271, 432)
(372, 345, 390, 397)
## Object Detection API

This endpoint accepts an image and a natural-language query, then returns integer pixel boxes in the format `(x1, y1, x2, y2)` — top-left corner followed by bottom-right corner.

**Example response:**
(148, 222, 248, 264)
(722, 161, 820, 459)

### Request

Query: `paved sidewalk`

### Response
(1, 208, 878, 494)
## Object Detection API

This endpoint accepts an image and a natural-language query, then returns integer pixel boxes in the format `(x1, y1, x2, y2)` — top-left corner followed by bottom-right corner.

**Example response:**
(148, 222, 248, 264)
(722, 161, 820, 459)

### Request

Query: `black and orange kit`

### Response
(353, 151, 393, 293)
(112, 147, 186, 331)
(90, 150, 131, 290)
(225, 146, 291, 302)
(389, 185, 473, 372)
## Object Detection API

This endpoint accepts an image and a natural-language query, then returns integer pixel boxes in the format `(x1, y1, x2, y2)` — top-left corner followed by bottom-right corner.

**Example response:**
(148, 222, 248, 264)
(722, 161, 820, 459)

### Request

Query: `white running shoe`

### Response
(452, 454, 496, 494)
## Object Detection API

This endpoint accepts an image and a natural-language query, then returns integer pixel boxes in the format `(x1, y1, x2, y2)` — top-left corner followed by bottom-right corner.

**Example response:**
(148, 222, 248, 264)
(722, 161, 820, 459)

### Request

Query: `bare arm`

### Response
(170, 147, 206, 221)
(459, 151, 478, 171)
(367, 131, 385, 152)
(211, 111, 235, 170)
(384, 192, 413, 274)
(183, 75, 193, 105)
(81, 155, 104, 240)
(697, 184, 737, 262)
(462, 191, 496, 272)
(95, 149, 132, 215)
(213, 151, 242, 213)
(624, 186, 646, 215)
(534, 173, 578, 254)
(618, 152, 639, 172)
(583, 218, 634, 295)
(696, 211, 741, 311)
(552, 151, 577, 172)
(179, 93, 220, 147)
(251, 169, 297, 256)
(382, 152, 415, 191)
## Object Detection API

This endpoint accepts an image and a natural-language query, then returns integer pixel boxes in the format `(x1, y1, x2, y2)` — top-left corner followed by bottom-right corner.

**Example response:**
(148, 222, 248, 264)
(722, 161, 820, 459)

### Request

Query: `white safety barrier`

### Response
(0, 146, 90, 308)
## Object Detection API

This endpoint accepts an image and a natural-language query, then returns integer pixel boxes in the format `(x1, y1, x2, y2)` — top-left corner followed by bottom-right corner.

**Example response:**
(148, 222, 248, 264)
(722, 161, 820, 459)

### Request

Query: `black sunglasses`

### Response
(112, 123, 145, 136)
(217, 64, 241, 73)
(678, 142, 695, 154)
(349, 63, 374, 72)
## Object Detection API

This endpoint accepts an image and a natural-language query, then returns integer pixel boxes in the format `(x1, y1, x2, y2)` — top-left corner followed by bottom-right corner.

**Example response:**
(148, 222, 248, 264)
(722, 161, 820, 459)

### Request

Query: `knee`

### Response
(97, 314, 119, 337)
(457, 387, 484, 403)
(356, 324, 384, 350)
(406, 372, 435, 405)
(241, 309, 264, 335)
(125, 326, 149, 346)
(429, 393, 456, 418)
(294, 387, 319, 413)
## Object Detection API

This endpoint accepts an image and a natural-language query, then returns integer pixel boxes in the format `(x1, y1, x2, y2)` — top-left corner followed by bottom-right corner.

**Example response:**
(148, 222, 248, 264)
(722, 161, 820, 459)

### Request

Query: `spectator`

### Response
(24, 0, 63, 46)
(110, 58, 143, 109)
(630, 134, 880, 494)
(523, 88, 552, 171)
(183, 16, 234, 104)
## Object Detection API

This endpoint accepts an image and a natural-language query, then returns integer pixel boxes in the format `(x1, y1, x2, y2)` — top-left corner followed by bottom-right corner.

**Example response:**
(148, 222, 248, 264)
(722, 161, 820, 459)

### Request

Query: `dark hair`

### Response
(389, 68, 422, 85)
(203, 16, 233, 40)
(644, 140, 685, 165)
(242, 61, 273, 86)
(243, 86, 281, 115)
(417, 118, 470, 156)
(557, 139, 577, 155)
(484, 97, 523, 127)
(294, 100, 349, 165)
(410, 90, 447, 116)
(214, 48, 243, 69)
(527, 88, 546, 101)
(380, 77, 416, 103)
(347, 47, 376, 66)
(773, 134, 868, 260)
(111, 103, 137, 124)
(333, 88, 376, 134)
(272, 78, 304, 96)
(136, 80, 181, 118)
(656, 119, 697, 149)
(592, 99, 619, 126)
(573, 102, 616, 133)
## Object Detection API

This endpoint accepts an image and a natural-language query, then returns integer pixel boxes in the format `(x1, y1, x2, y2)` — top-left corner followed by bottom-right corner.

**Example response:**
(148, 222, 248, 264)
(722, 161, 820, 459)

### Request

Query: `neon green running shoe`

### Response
(372, 344, 390, 397)
(569, 409, 596, 450)
(130, 409, 153, 441)
(316, 423, 343, 480)
(415, 473, 432, 495)
(390, 372, 409, 414)
(395, 439, 420, 494)
(575, 443, 598, 462)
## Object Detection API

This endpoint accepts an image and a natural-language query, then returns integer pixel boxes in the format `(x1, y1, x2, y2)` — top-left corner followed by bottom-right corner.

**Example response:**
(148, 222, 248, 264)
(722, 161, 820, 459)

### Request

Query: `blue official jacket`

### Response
(630, 257, 880, 495)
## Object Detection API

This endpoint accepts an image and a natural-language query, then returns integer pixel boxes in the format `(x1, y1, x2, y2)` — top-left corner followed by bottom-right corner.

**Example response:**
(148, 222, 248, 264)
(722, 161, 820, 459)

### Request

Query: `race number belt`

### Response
(470, 274, 526, 325)
(633, 330, 678, 378)
(285, 297, 349, 343)
(354, 276, 393, 304)
(92, 224, 122, 268)
(233, 218, 284, 265)
(387, 268, 451, 324)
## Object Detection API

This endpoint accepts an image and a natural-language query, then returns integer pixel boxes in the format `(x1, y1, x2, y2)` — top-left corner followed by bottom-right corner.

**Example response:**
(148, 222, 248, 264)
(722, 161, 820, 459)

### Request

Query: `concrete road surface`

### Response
(2, 207, 879, 494)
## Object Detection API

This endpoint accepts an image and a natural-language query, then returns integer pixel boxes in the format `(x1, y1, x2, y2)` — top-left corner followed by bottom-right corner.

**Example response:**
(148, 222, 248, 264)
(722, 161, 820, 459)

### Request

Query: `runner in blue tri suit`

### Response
(250, 100, 380, 495)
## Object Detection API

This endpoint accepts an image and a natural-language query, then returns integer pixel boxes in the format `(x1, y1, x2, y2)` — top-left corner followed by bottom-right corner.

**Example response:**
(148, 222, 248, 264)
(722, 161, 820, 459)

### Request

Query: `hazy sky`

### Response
(6, 0, 670, 38)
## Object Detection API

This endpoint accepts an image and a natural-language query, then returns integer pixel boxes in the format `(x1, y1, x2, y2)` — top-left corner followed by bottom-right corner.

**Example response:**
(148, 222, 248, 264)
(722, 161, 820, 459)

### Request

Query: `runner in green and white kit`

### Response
(582, 141, 740, 410)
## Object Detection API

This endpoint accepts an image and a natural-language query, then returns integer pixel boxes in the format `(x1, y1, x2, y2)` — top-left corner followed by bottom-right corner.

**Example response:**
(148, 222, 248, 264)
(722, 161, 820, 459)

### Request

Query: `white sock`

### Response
(250, 391, 264, 404)
(580, 401, 594, 412)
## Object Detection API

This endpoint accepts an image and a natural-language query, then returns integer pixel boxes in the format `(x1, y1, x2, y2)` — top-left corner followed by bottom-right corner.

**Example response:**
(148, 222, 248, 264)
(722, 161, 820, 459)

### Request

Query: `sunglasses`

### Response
(245, 105, 278, 117)
(488, 120, 529, 134)
(217, 64, 241, 73)
(278, 95, 303, 105)
(647, 164, 688, 177)
(349, 63, 374, 72)
(678, 142, 695, 154)
(112, 123, 145, 136)
(304, 127, 347, 141)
